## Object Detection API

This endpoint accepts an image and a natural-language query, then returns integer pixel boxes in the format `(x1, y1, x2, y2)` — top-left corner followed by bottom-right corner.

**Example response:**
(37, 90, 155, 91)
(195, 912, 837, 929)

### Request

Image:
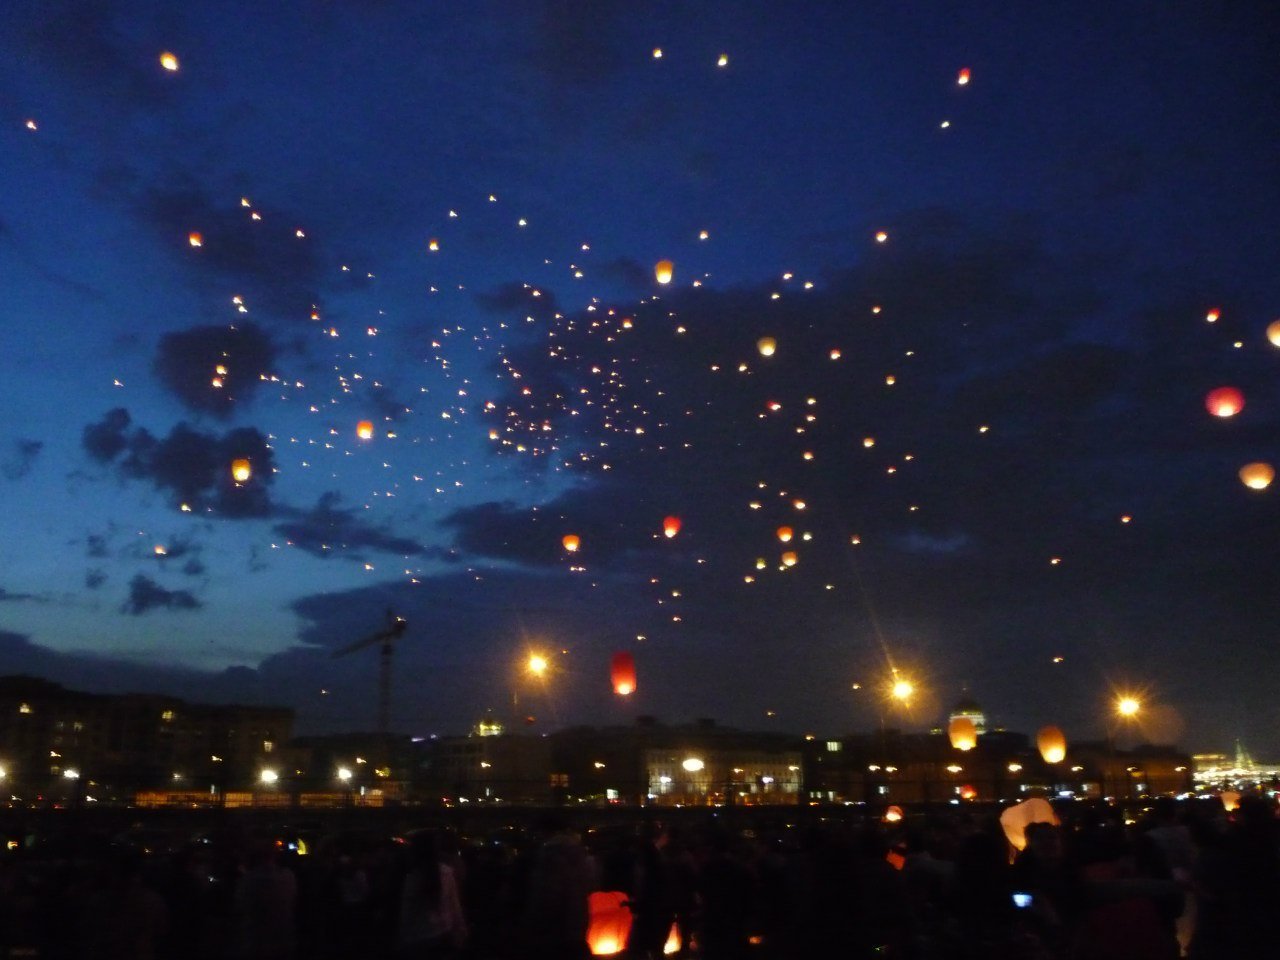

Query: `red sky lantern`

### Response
(611, 651, 636, 696)
(1205, 386, 1244, 418)
(662, 515, 681, 539)
(587, 890, 633, 956)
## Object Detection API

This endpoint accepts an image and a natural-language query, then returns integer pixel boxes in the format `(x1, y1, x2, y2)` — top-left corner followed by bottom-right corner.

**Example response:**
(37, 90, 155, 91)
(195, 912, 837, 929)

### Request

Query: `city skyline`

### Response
(2, 3, 1278, 753)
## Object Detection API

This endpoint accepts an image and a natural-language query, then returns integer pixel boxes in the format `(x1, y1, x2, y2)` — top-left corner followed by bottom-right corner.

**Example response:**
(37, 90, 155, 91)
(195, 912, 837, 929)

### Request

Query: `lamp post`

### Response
(1108, 696, 1141, 800)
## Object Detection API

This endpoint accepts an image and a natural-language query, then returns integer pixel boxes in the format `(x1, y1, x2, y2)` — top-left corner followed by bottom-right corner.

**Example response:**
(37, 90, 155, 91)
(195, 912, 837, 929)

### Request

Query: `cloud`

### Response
(0, 588, 37, 602)
(153, 323, 278, 417)
(1, 439, 43, 480)
(121, 574, 202, 615)
(82, 408, 276, 517)
(84, 569, 107, 590)
(274, 492, 429, 561)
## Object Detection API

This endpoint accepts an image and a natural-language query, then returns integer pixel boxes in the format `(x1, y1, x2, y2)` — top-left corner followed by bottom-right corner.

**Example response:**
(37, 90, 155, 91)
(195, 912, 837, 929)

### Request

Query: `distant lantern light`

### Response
(875, 230, 888, 243)
(662, 516, 681, 539)
(562, 534, 581, 552)
(231, 458, 252, 482)
(611, 651, 637, 696)
(957, 67, 971, 85)
(948, 716, 977, 751)
(652, 47, 663, 59)
(1037, 725, 1067, 764)
(1239, 462, 1275, 491)
(781, 551, 798, 567)
(654, 260, 674, 285)
(1267, 320, 1280, 347)
(188, 232, 203, 247)
(776, 526, 793, 543)
(1205, 308, 1220, 323)
(717, 53, 729, 67)
(356, 420, 375, 439)
(756, 336, 777, 357)
(1205, 387, 1244, 418)
(159, 52, 180, 71)
(884, 805, 904, 823)
(428, 238, 440, 252)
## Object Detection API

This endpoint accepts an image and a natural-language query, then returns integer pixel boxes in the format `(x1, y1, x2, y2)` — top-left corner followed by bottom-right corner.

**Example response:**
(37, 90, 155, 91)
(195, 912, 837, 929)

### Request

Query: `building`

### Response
(0, 676, 293, 801)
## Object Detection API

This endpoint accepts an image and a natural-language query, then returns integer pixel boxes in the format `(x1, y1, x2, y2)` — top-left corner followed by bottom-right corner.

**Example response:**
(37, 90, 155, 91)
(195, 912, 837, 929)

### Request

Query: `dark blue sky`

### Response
(2, 1, 1278, 753)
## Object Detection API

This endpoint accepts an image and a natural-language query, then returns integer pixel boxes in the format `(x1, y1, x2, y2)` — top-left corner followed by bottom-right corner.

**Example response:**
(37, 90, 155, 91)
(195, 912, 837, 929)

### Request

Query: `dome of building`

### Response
(949, 696, 987, 735)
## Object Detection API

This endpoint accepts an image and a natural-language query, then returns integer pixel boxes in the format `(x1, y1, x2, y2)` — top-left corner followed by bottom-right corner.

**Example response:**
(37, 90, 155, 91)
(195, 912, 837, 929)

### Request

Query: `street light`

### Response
(336, 767, 353, 783)
(1116, 696, 1141, 718)
(259, 768, 279, 785)
(527, 654, 549, 677)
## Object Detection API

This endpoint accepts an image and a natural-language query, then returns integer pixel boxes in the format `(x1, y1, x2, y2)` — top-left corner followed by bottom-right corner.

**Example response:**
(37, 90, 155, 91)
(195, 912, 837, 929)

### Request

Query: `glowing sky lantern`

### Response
(1239, 462, 1274, 490)
(562, 533, 581, 552)
(875, 230, 888, 243)
(230, 458, 252, 483)
(159, 52, 180, 71)
(948, 716, 977, 751)
(587, 890, 633, 956)
(1036, 725, 1067, 764)
(756, 336, 777, 357)
(662, 515, 681, 539)
(1204, 386, 1244, 418)
(999, 797, 1058, 852)
(1267, 320, 1280, 347)
(957, 67, 971, 85)
(776, 526, 793, 543)
(883, 805, 904, 823)
(781, 550, 798, 567)
(187, 232, 203, 247)
(356, 420, 375, 440)
(611, 651, 637, 696)
(428, 238, 440, 252)
(654, 260, 674, 285)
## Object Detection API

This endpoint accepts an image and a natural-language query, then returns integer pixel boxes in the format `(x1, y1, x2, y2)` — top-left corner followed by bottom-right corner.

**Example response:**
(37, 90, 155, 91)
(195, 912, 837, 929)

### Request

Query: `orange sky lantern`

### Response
(654, 260, 674, 285)
(230, 458, 252, 483)
(356, 420, 375, 439)
(562, 533, 581, 552)
(662, 516, 681, 538)
(611, 651, 636, 696)
(1036, 725, 1067, 764)
(1239, 462, 1274, 491)
(948, 716, 977, 751)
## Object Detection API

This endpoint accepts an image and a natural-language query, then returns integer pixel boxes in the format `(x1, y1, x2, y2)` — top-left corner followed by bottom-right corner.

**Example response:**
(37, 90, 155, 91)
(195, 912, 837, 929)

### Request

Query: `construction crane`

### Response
(331, 610, 409, 734)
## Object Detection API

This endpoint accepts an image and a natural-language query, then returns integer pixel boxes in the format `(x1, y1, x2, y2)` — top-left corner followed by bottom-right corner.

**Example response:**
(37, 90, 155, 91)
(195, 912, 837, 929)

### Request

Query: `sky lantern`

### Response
(428, 239, 440, 252)
(883, 805, 904, 823)
(781, 550, 798, 567)
(1267, 320, 1280, 347)
(1204, 387, 1244, 418)
(999, 797, 1058, 852)
(1239, 462, 1274, 490)
(957, 67, 971, 85)
(587, 890, 633, 956)
(948, 716, 977, 751)
(159, 52, 180, 71)
(1221, 790, 1241, 813)
(611, 651, 637, 696)
(562, 533, 581, 552)
(959, 784, 977, 801)
(187, 232, 203, 247)
(230, 458, 252, 483)
(776, 526, 793, 543)
(1036, 725, 1067, 764)
(756, 336, 777, 357)
(662, 515, 681, 539)
(654, 260, 674, 285)
(356, 420, 375, 439)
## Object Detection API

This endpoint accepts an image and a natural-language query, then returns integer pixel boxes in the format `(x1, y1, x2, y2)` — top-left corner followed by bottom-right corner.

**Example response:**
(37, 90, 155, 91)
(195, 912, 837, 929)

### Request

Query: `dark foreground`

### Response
(0, 796, 1273, 959)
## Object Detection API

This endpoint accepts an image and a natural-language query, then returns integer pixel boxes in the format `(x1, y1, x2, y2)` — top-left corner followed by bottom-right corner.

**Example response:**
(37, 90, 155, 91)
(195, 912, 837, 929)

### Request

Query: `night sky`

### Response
(2, 2, 1278, 753)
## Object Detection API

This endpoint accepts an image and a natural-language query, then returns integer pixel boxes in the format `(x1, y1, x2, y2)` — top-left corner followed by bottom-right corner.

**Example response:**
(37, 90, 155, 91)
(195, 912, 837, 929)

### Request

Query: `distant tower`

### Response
(949, 695, 987, 736)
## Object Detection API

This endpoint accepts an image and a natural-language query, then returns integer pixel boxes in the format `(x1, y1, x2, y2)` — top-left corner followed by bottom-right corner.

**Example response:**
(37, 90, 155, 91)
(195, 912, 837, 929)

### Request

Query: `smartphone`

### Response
(1012, 892, 1033, 909)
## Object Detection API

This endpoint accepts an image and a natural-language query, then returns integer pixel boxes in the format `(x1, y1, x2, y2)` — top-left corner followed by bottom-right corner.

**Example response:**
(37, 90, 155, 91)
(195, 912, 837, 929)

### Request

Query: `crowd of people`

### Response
(0, 794, 1274, 959)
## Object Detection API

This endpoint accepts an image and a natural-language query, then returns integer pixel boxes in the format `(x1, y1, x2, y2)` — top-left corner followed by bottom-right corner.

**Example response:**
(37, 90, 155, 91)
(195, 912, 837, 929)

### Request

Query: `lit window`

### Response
(161, 710, 175, 722)
(263, 740, 274, 753)
(18, 703, 31, 715)
(825, 741, 842, 752)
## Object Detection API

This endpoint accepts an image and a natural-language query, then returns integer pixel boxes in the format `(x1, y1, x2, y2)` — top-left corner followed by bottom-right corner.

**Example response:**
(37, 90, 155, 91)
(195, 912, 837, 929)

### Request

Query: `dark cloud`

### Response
(274, 492, 429, 561)
(0, 588, 37, 602)
(153, 323, 278, 417)
(84, 569, 107, 590)
(474, 281, 561, 319)
(1, 439, 43, 480)
(82, 408, 276, 517)
(181, 558, 206, 577)
(121, 574, 202, 615)
(593, 257, 652, 293)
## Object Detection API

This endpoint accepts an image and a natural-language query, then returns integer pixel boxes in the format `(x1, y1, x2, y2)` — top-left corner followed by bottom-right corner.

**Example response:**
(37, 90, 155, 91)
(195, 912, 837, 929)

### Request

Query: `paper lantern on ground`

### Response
(356, 420, 375, 440)
(662, 924, 680, 955)
(999, 797, 1058, 852)
(948, 716, 977, 751)
(230, 458, 252, 483)
(756, 336, 777, 357)
(1037, 726, 1067, 764)
(1221, 790, 1241, 813)
(611, 651, 636, 696)
(1205, 387, 1244, 418)
(1240, 462, 1275, 490)
(654, 260, 674, 285)
(587, 891, 633, 956)
(662, 516, 681, 539)
(562, 534, 581, 553)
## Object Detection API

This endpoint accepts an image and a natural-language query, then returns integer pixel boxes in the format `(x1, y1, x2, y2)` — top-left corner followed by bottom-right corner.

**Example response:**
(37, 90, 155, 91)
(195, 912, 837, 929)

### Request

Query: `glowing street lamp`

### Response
(1116, 696, 1141, 718)
(336, 767, 353, 783)
(259, 768, 279, 785)
(62, 768, 80, 780)
(681, 757, 705, 773)
(891, 678, 914, 703)
(527, 654, 549, 677)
